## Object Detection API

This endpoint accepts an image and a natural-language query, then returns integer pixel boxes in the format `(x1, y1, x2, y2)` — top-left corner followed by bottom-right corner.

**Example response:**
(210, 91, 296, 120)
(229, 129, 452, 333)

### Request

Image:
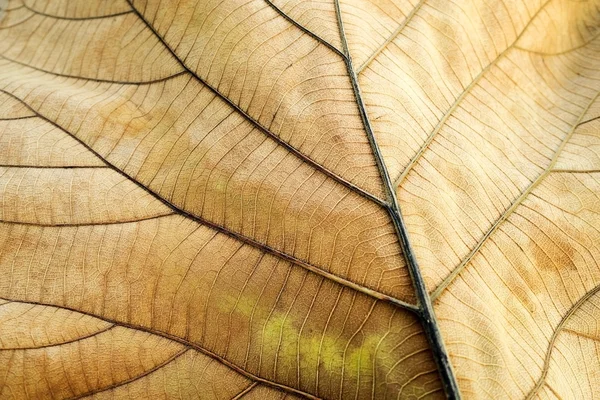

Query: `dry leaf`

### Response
(0, 0, 599, 398)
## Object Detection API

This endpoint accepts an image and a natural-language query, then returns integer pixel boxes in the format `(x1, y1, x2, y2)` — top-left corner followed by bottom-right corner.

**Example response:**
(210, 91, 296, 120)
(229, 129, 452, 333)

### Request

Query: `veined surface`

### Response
(0, 0, 599, 398)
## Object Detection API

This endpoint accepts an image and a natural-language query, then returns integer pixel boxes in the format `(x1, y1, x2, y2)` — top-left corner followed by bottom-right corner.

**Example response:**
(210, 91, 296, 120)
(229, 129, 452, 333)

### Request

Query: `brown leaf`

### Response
(0, 0, 599, 398)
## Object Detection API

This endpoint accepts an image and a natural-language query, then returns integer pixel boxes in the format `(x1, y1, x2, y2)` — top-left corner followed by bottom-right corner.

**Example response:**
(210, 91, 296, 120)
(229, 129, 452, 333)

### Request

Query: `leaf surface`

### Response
(0, 0, 599, 399)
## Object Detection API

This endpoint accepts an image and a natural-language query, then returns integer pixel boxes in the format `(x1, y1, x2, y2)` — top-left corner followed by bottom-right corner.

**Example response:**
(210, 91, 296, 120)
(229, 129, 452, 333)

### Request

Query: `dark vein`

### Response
(431, 90, 600, 301)
(0, 165, 108, 169)
(4, 5, 24, 12)
(513, 29, 600, 57)
(552, 169, 600, 174)
(22, 2, 134, 21)
(543, 384, 562, 399)
(125, 0, 387, 210)
(563, 327, 600, 342)
(0, 13, 34, 29)
(0, 213, 176, 227)
(262, 0, 345, 59)
(0, 297, 317, 400)
(525, 283, 600, 399)
(355, 0, 426, 74)
(332, 2, 460, 398)
(232, 382, 260, 400)
(0, 325, 116, 350)
(0, 89, 419, 314)
(0, 54, 187, 85)
(0, 115, 36, 121)
(579, 114, 600, 126)
(68, 348, 190, 399)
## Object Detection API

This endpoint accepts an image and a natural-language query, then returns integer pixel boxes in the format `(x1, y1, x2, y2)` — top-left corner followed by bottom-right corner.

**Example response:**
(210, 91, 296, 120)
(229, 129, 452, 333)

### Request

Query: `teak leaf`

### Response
(0, 0, 599, 399)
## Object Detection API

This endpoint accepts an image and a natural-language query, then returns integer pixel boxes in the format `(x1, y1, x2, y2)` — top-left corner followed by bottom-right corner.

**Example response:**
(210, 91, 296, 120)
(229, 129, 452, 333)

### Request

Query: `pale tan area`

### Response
(397, 1, 600, 290)
(339, 0, 421, 69)
(555, 105, 600, 172)
(1, 0, 600, 398)
(269, 0, 342, 50)
(526, 289, 600, 399)
(532, 335, 600, 400)
(391, 1, 600, 396)
(516, 0, 600, 55)
(359, 0, 546, 182)
(435, 172, 600, 397)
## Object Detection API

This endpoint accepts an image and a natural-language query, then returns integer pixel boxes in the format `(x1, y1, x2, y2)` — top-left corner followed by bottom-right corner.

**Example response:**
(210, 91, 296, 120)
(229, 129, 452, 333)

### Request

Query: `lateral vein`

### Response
(432, 90, 600, 301)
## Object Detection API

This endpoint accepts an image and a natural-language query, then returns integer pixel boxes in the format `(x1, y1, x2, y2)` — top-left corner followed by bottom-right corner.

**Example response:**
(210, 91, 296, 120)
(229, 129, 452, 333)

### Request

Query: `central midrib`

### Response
(332, 0, 461, 398)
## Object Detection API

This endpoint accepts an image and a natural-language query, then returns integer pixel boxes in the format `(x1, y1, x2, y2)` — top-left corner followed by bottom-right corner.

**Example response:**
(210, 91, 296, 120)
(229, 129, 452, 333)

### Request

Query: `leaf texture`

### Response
(0, 300, 254, 399)
(0, 0, 599, 399)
